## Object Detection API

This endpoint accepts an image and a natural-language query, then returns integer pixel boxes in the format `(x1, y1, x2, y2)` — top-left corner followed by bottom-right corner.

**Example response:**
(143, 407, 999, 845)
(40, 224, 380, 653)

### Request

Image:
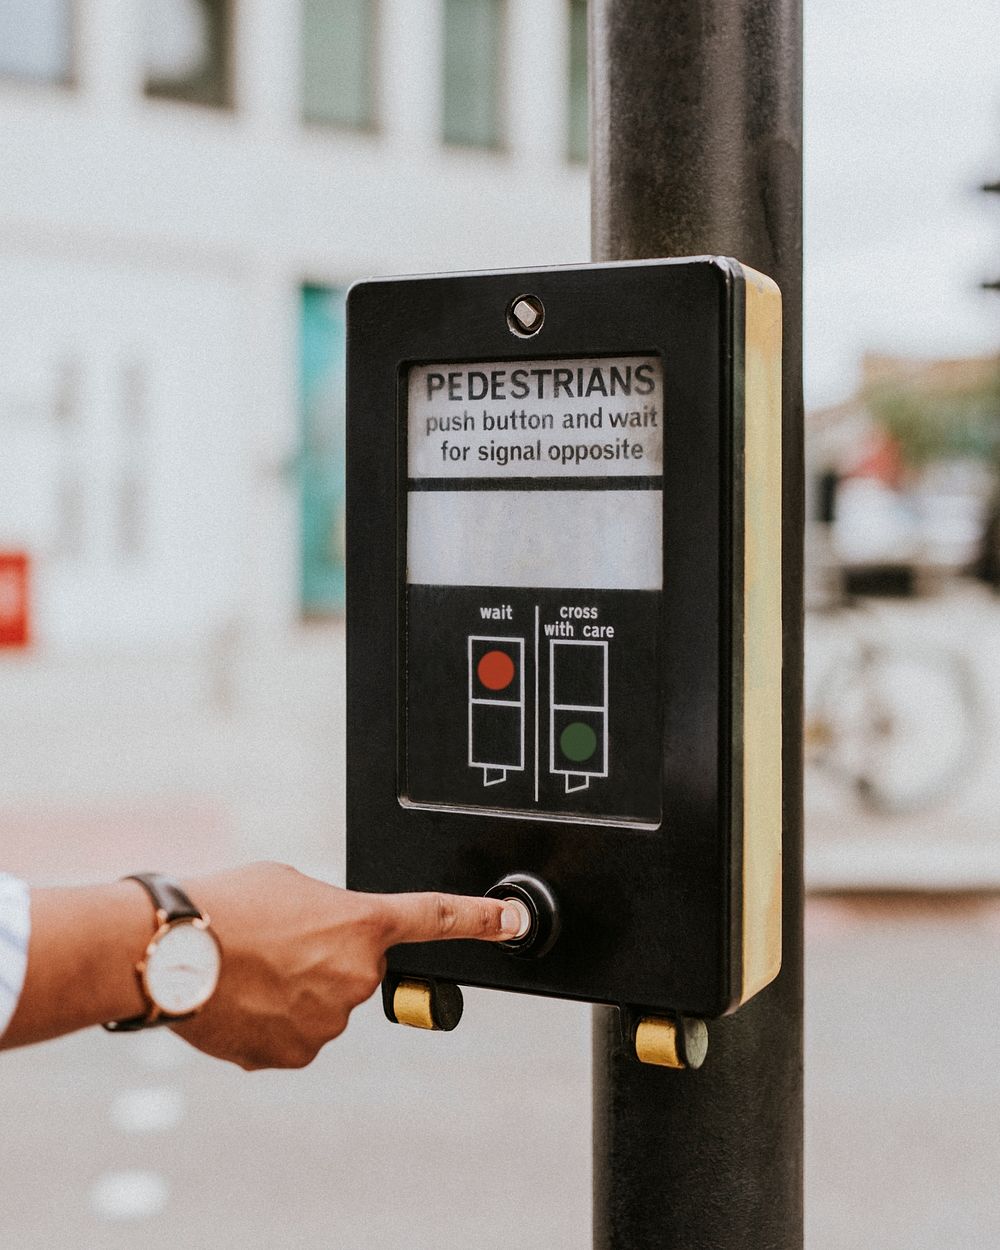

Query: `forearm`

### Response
(1, 881, 150, 1049)
(0, 863, 517, 1067)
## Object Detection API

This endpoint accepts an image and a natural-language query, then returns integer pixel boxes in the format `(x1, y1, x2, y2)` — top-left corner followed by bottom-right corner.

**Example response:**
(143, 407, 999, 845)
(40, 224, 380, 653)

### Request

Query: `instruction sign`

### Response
(408, 355, 664, 479)
(403, 356, 664, 826)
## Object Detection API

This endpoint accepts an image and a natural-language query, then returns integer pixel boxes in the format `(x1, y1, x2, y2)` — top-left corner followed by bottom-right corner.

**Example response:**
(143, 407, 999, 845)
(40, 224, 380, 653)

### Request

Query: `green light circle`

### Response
(560, 721, 598, 763)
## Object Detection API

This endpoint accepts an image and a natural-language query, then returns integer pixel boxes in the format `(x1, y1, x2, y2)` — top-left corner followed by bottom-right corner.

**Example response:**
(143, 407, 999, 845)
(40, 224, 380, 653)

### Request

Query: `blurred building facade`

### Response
(0, 0, 589, 653)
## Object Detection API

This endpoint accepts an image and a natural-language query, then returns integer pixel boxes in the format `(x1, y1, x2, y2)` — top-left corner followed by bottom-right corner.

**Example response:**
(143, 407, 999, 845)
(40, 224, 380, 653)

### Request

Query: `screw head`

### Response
(507, 293, 545, 337)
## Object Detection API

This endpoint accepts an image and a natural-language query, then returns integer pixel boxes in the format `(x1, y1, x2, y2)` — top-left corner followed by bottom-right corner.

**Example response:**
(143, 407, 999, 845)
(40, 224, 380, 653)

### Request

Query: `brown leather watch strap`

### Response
(125, 873, 202, 923)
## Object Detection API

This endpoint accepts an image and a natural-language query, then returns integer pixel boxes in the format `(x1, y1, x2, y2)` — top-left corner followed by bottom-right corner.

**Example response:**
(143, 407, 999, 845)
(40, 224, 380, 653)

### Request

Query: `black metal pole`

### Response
(590, 2, 804, 1248)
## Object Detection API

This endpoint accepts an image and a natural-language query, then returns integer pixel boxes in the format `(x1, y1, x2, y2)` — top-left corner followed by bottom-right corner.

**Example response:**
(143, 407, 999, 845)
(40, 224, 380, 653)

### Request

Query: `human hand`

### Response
(172, 862, 521, 1070)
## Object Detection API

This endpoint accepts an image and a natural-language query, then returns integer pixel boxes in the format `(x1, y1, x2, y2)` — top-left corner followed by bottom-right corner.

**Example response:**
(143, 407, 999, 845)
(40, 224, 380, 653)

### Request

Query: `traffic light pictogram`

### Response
(549, 639, 609, 792)
(468, 635, 525, 786)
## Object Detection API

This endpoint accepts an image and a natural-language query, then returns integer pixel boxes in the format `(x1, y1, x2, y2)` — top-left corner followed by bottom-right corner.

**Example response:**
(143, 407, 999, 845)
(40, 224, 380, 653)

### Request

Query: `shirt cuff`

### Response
(0, 874, 31, 1041)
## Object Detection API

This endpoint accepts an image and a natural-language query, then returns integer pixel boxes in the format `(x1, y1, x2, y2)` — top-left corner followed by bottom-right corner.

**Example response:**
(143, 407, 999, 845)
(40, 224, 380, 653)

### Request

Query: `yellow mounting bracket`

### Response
(633, 1014, 709, 1070)
(384, 977, 464, 1032)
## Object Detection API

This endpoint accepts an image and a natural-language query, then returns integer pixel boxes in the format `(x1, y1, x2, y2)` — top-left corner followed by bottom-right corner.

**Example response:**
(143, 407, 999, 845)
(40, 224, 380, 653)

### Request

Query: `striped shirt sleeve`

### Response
(0, 874, 30, 1041)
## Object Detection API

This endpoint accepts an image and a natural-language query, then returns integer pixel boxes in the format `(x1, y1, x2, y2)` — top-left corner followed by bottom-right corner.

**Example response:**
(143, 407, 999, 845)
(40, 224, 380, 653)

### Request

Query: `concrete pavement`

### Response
(3, 603, 1000, 1246)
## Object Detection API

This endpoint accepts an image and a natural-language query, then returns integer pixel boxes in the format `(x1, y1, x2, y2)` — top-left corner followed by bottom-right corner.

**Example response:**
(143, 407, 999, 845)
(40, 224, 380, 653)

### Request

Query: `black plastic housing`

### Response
(346, 257, 767, 1019)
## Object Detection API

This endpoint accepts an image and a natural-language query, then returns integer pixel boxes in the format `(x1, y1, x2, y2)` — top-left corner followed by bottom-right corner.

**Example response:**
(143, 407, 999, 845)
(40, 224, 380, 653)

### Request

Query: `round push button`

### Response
(485, 873, 560, 958)
(502, 898, 532, 940)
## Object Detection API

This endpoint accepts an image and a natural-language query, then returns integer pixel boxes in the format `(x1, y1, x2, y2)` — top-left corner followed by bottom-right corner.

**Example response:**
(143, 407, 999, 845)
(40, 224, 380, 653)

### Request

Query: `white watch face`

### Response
(144, 920, 221, 1016)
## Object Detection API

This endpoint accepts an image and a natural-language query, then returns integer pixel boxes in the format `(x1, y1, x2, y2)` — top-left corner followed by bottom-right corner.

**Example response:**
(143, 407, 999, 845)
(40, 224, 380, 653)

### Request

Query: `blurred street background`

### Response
(2, 1, 1000, 1247)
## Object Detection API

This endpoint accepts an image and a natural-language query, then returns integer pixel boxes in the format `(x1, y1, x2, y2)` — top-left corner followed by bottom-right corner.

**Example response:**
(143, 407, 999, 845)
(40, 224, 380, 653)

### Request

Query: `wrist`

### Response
(4, 881, 150, 1048)
(54, 880, 152, 1026)
(100, 880, 158, 1022)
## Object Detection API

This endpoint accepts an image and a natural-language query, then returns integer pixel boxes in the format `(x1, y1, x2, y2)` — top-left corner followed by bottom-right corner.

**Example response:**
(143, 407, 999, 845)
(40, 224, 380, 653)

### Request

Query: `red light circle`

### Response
(477, 649, 516, 691)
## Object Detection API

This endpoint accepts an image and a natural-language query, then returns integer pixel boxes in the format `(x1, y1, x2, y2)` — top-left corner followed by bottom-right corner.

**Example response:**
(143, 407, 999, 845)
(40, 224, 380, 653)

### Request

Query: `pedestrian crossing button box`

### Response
(346, 257, 783, 1023)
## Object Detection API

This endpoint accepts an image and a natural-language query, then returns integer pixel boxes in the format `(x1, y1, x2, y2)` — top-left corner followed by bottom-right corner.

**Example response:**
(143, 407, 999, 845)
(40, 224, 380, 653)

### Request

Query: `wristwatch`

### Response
(103, 873, 222, 1032)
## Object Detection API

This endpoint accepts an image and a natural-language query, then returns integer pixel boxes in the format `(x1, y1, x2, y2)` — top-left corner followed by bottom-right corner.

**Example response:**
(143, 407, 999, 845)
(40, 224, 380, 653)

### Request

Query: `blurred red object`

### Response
(0, 553, 30, 648)
(849, 429, 905, 490)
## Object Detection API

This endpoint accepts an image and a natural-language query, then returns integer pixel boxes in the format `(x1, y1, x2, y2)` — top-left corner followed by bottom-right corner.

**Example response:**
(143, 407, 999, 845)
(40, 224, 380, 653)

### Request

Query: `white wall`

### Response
(0, 252, 252, 649)
(0, 0, 591, 652)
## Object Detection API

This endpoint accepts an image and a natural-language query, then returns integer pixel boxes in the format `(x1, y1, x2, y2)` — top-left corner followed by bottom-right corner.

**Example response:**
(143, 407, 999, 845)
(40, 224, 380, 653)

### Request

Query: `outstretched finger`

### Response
(375, 891, 523, 948)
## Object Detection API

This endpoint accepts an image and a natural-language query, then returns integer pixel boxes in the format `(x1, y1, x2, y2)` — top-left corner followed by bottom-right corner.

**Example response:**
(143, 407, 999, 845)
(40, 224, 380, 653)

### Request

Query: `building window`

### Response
(299, 286, 347, 615)
(144, 0, 232, 108)
(302, 0, 376, 129)
(567, 0, 588, 163)
(442, 0, 503, 150)
(117, 362, 149, 560)
(0, 0, 73, 83)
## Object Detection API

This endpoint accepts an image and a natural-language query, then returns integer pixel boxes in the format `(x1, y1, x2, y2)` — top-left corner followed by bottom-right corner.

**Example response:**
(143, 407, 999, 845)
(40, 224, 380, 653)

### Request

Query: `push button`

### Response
(485, 873, 560, 958)
(501, 898, 532, 940)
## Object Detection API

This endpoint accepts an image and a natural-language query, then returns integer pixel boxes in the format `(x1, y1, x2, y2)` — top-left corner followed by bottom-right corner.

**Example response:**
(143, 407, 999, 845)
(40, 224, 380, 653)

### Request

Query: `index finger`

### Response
(373, 891, 523, 948)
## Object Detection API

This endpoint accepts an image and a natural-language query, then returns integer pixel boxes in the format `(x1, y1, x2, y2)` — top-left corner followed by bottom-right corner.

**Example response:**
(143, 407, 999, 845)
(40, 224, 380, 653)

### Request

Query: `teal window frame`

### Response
(299, 284, 348, 616)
